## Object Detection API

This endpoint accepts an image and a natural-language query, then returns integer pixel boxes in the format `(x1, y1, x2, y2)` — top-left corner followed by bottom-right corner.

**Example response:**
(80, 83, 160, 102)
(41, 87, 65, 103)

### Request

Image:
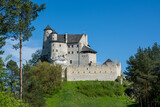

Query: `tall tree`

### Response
(6, 60, 19, 93)
(126, 43, 160, 107)
(0, 0, 45, 100)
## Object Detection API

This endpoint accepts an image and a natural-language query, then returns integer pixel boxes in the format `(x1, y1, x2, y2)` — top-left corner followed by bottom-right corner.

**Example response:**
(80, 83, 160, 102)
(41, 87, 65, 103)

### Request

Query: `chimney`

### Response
(65, 33, 68, 43)
(114, 58, 117, 64)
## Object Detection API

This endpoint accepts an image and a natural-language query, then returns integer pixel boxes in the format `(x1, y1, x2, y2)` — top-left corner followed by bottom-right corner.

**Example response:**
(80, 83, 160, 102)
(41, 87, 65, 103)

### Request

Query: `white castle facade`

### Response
(42, 25, 121, 81)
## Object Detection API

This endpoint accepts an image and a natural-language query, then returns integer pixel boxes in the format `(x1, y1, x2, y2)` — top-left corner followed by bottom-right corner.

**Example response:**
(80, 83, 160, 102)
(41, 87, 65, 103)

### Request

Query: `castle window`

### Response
(68, 51, 70, 54)
(72, 72, 74, 73)
(59, 44, 61, 47)
(72, 51, 74, 54)
(56, 49, 58, 52)
(72, 45, 74, 48)
(53, 49, 54, 52)
(68, 45, 70, 48)
(70, 60, 72, 64)
(77, 51, 79, 53)
(86, 68, 88, 70)
(53, 44, 54, 46)
(77, 45, 79, 47)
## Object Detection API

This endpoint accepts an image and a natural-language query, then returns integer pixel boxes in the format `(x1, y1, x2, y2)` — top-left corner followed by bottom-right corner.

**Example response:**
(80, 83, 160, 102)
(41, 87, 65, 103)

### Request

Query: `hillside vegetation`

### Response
(46, 81, 135, 107)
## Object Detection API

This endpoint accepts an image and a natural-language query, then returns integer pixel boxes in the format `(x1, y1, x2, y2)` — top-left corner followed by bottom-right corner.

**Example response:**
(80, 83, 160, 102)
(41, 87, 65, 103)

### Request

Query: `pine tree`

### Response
(0, 0, 45, 100)
(126, 45, 158, 107)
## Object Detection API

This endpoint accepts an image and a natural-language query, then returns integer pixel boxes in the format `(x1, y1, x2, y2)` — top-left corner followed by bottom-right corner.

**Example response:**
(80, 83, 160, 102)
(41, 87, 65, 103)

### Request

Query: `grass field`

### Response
(46, 81, 136, 107)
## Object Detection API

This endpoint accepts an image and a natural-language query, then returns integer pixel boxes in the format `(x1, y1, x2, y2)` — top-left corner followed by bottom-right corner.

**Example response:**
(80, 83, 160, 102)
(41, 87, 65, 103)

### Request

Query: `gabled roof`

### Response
(67, 34, 83, 43)
(103, 59, 112, 65)
(56, 34, 83, 44)
(44, 25, 52, 31)
(81, 46, 97, 53)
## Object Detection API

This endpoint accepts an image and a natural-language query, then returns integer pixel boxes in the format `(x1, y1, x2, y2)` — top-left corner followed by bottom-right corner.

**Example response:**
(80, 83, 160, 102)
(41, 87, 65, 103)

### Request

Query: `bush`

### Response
(23, 62, 62, 107)
(0, 91, 28, 107)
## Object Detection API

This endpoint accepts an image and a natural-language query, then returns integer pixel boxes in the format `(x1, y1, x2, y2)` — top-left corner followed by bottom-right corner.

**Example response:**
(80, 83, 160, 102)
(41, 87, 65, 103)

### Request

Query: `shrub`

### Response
(0, 91, 28, 107)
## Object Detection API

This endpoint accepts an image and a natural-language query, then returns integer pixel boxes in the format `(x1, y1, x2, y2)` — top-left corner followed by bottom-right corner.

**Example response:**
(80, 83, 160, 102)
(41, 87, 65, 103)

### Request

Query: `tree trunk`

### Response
(20, 31, 22, 100)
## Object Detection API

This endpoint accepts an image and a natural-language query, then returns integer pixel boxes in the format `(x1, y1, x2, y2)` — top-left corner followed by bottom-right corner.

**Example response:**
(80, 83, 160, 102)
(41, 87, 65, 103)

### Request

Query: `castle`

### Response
(42, 25, 121, 81)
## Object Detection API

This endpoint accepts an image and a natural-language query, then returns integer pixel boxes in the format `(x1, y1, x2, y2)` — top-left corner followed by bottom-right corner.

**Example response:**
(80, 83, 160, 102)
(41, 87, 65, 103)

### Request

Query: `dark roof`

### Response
(51, 30, 57, 34)
(55, 34, 83, 44)
(81, 46, 97, 53)
(44, 25, 52, 31)
(103, 59, 112, 65)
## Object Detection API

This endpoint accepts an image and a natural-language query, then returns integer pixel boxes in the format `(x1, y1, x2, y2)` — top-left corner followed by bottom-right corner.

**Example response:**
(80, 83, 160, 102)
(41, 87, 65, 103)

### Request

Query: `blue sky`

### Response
(4, 0, 160, 71)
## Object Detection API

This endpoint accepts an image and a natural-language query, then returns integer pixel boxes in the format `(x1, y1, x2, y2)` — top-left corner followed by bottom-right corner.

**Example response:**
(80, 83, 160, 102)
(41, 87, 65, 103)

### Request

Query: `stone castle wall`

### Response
(62, 61, 121, 81)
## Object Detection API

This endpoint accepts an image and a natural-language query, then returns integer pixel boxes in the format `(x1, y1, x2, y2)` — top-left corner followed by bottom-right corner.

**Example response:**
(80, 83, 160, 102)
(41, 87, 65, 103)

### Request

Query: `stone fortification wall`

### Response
(62, 61, 121, 81)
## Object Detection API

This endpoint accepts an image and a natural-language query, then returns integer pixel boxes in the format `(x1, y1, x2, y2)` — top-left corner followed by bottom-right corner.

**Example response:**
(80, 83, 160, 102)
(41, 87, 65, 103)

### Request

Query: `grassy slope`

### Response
(46, 82, 133, 107)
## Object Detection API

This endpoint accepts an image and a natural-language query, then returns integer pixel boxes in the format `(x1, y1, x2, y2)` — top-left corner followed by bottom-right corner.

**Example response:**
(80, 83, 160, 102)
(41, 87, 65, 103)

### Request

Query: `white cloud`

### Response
(2, 39, 41, 65)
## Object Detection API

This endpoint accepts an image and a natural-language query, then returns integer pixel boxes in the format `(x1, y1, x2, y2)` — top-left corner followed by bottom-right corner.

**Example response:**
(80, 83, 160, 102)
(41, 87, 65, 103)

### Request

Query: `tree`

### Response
(0, 0, 45, 100)
(6, 60, 19, 94)
(126, 43, 160, 107)
(23, 62, 62, 106)
(28, 49, 42, 66)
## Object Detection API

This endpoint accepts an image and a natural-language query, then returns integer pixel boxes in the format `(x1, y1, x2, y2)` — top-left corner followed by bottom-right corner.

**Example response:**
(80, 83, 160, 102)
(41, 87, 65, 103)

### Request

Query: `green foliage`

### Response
(76, 81, 125, 97)
(28, 49, 42, 66)
(0, 91, 28, 107)
(126, 43, 160, 107)
(6, 60, 19, 93)
(0, 0, 46, 41)
(0, 37, 6, 55)
(23, 62, 62, 107)
(0, 57, 7, 91)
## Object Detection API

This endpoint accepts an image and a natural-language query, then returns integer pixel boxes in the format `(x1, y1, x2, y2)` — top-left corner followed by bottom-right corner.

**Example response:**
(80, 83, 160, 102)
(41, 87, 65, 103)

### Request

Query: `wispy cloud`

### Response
(2, 39, 41, 65)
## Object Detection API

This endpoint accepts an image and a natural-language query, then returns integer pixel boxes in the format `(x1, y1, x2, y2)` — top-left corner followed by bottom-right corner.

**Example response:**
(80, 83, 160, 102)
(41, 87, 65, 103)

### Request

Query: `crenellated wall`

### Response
(62, 61, 121, 81)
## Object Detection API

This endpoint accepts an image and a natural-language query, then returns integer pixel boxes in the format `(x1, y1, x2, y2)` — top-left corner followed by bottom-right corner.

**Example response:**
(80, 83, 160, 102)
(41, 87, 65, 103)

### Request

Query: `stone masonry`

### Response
(42, 25, 122, 81)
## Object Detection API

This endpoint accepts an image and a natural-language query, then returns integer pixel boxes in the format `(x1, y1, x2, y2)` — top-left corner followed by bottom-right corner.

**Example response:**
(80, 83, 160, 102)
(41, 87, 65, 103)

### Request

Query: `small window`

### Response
(86, 68, 88, 70)
(72, 51, 74, 54)
(77, 45, 79, 47)
(68, 45, 70, 48)
(70, 60, 72, 64)
(56, 49, 58, 52)
(59, 44, 61, 47)
(72, 45, 74, 48)
(77, 51, 79, 53)
(53, 44, 54, 46)
(68, 51, 70, 54)
(53, 49, 54, 52)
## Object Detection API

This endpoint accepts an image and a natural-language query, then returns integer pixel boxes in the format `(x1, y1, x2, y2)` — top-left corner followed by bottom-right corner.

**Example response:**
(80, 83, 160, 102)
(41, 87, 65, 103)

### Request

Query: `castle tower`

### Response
(42, 25, 52, 56)
(51, 30, 57, 41)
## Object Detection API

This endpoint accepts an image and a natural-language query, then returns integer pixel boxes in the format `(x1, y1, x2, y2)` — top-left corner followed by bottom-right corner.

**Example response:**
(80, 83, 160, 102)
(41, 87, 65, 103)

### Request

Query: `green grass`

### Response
(46, 81, 136, 107)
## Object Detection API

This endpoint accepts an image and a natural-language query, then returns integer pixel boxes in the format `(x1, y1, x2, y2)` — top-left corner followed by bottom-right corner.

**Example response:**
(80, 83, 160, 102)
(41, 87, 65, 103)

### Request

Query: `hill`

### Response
(46, 81, 136, 107)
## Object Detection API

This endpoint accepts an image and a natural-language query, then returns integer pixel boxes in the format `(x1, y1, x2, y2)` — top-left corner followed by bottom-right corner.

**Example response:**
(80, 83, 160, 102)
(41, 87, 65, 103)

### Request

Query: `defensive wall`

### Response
(62, 59, 121, 81)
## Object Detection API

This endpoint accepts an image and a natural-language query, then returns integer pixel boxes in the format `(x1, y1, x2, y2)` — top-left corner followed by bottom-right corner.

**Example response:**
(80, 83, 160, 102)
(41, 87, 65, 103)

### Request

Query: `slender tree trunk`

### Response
(20, 31, 22, 100)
